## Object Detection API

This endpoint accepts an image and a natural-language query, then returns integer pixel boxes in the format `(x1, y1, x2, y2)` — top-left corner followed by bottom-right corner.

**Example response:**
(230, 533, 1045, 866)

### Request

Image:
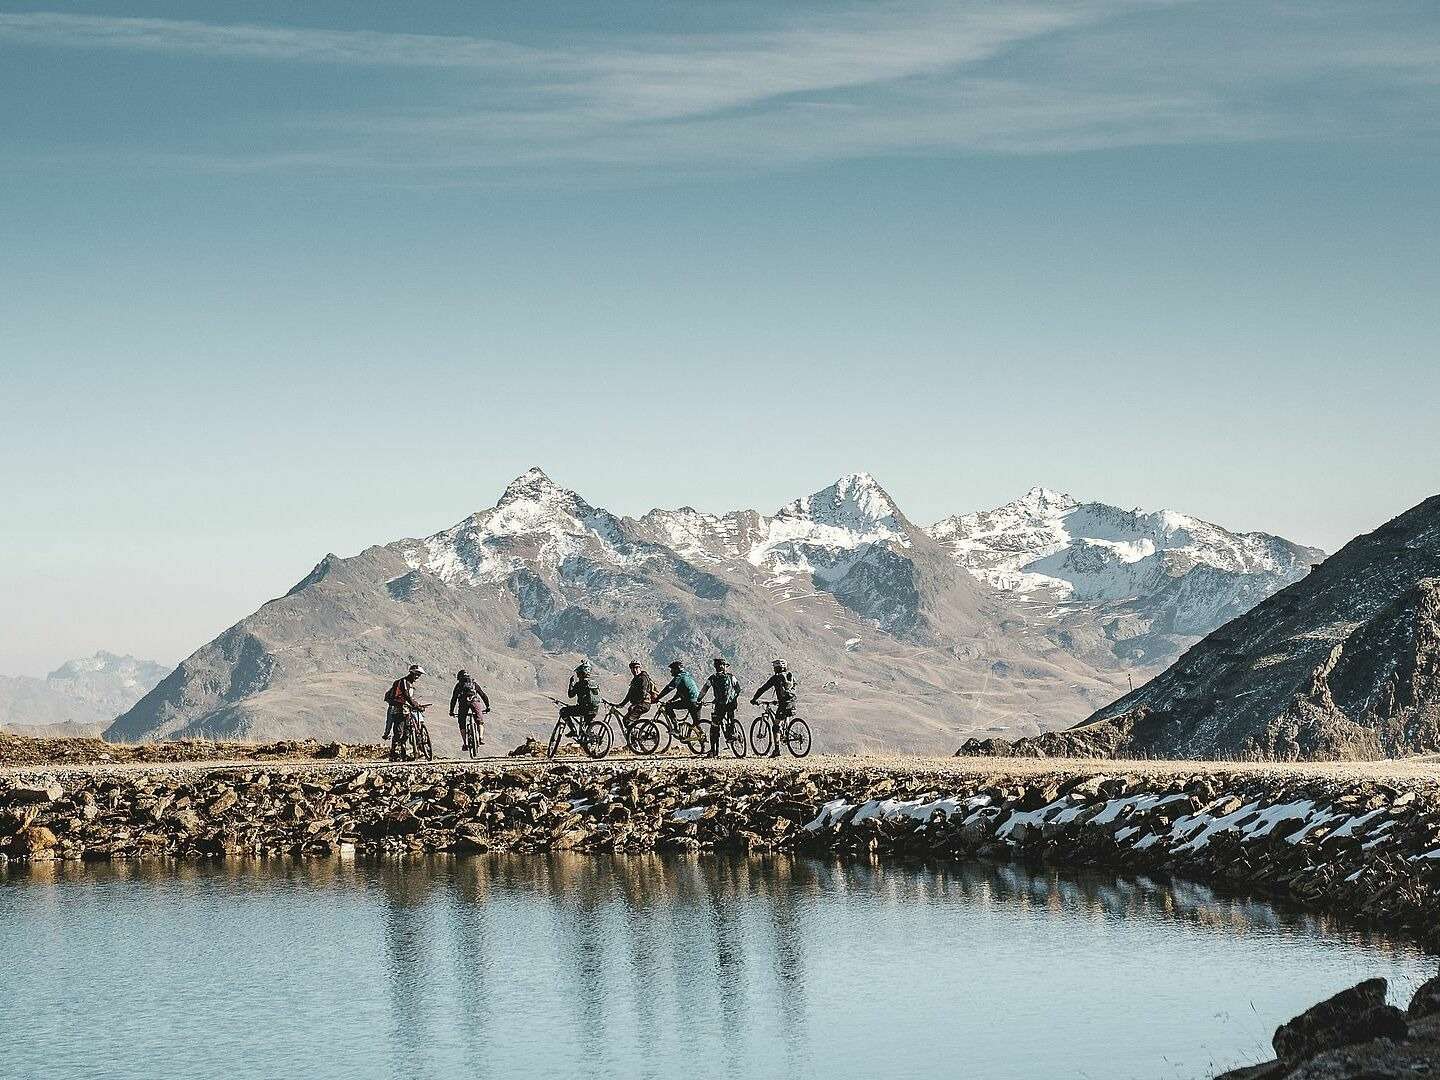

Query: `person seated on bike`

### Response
(750, 659, 798, 758)
(449, 669, 491, 748)
(561, 661, 602, 737)
(384, 664, 426, 741)
(696, 658, 742, 758)
(654, 660, 703, 728)
(617, 660, 656, 724)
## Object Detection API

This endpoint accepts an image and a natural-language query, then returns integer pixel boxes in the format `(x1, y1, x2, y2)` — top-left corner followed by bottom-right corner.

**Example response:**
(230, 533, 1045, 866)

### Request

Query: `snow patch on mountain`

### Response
(929, 486, 1320, 601)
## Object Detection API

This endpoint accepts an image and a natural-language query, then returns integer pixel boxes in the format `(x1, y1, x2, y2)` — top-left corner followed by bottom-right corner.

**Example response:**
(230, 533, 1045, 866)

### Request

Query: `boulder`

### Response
(1272, 979, 1408, 1064)
(13, 825, 58, 855)
(7, 782, 63, 805)
(1408, 974, 1440, 1021)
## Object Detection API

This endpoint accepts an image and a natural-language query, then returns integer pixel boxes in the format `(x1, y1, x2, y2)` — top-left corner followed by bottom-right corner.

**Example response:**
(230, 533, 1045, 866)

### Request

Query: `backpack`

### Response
(714, 672, 739, 704)
(383, 678, 406, 706)
(676, 671, 700, 703)
(775, 671, 797, 703)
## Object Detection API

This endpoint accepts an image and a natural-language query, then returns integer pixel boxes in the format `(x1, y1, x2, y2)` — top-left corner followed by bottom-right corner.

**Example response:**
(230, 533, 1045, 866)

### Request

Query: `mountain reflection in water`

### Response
(3, 855, 1433, 1080)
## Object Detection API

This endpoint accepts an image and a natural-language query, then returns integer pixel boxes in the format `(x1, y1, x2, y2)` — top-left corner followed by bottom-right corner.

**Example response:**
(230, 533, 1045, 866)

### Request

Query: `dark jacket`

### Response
(450, 677, 490, 716)
(700, 671, 742, 707)
(751, 671, 796, 706)
(621, 671, 656, 708)
(568, 672, 601, 713)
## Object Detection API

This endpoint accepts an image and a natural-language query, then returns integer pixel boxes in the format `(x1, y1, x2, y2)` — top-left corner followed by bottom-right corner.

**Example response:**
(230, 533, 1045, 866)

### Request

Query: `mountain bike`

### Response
(603, 701, 663, 755)
(750, 701, 811, 758)
(391, 703, 434, 762)
(655, 700, 709, 756)
(712, 707, 749, 758)
(545, 698, 612, 760)
(458, 704, 487, 759)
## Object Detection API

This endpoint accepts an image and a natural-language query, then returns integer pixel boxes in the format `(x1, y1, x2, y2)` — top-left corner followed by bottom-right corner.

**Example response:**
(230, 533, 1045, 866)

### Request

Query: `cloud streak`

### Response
(3, 2, 1438, 181)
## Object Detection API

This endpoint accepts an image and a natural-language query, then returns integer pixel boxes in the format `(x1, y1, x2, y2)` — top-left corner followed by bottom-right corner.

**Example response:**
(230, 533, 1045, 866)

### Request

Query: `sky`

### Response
(2, 0, 1439, 675)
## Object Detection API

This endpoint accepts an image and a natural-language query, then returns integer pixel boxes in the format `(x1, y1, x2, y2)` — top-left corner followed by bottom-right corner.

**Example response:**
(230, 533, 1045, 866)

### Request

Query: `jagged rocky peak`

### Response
(768, 472, 911, 551)
(1016, 485, 1079, 514)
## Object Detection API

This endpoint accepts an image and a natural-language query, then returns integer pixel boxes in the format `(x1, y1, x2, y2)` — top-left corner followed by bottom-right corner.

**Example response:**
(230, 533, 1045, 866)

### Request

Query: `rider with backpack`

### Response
(655, 660, 703, 730)
(449, 669, 491, 751)
(561, 661, 602, 737)
(750, 659, 798, 758)
(617, 660, 656, 724)
(696, 658, 742, 758)
(383, 665, 427, 744)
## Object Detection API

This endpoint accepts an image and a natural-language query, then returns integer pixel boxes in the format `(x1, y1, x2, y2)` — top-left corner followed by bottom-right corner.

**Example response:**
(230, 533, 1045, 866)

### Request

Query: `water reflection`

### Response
(4, 854, 1434, 1080)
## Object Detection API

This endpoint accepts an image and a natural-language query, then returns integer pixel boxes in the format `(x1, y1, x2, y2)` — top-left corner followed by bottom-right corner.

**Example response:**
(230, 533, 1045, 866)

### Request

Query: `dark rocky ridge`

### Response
(961, 494, 1440, 761)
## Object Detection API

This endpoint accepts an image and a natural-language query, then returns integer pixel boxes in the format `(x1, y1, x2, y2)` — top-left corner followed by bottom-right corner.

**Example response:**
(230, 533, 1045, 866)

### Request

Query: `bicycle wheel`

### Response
(677, 720, 708, 756)
(750, 716, 774, 757)
(726, 721, 748, 759)
(415, 724, 433, 762)
(784, 718, 812, 758)
(581, 719, 612, 759)
(466, 718, 480, 759)
(547, 718, 565, 759)
(628, 719, 661, 756)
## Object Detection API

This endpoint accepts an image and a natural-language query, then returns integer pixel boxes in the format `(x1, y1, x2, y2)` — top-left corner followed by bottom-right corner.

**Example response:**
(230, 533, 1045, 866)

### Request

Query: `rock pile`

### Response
(3, 761, 1439, 944)
(0, 732, 387, 768)
(1216, 975, 1440, 1079)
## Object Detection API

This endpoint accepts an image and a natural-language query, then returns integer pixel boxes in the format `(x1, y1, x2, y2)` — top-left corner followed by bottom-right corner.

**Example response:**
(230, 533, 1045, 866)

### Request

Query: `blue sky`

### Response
(3, 1, 1439, 674)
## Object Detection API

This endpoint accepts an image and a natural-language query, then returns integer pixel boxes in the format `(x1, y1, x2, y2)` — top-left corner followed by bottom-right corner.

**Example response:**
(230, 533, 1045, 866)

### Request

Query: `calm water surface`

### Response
(2, 855, 1433, 1080)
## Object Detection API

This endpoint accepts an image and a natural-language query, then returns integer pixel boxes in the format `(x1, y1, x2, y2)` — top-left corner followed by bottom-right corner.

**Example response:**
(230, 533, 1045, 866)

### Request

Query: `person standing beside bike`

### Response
(655, 660, 703, 732)
(562, 661, 602, 737)
(384, 664, 426, 742)
(696, 658, 742, 758)
(449, 669, 491, 751)
(750, 659, 798, 759)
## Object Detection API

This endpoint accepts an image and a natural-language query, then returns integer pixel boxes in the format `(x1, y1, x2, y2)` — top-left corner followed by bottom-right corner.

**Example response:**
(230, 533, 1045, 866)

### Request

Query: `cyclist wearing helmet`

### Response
(696, 658, 743, 758)
(561, 661, 602, 738)
(750, 659, 798, 758)
(384, 665, 427, 742)
(655, 660, 703, 728)
(449, 669, 491, 748)
(618, 660, 656, 724)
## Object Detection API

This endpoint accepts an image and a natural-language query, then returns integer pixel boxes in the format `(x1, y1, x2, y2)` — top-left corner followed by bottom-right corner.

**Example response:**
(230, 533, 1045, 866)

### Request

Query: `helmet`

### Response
(575, 661, 591, 675)
(628, 660, 641, 671)
(456, 670, 468, 680)
(669, 660, 684, 673)
(772, 659, 787, 672)
(408, 664, 426, 677)
(713, 658, 727, 670)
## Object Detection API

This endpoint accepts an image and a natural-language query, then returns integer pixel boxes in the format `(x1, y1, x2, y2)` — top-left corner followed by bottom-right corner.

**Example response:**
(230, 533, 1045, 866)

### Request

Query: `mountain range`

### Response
(106, 469, 1320, 754)
(0, 652, 170, 735)
(962, 493, 1440, 760)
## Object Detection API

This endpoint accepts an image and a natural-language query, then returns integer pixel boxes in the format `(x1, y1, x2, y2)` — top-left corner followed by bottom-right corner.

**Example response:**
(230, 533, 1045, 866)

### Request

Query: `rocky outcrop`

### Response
(961, 494, 1440, 761)
(4, 761, 1439, 946)
(1215, 976, 1440, 1079)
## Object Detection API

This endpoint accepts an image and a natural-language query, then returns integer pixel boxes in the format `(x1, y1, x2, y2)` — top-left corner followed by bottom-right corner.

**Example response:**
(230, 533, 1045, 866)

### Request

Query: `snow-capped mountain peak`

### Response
(928, 487, 1321, 603)
(402, 468, 637, 585)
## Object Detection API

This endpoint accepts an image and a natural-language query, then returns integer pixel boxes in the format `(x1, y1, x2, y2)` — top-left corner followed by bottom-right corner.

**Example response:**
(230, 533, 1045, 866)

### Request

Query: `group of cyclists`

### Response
(382, 657, 806, 763)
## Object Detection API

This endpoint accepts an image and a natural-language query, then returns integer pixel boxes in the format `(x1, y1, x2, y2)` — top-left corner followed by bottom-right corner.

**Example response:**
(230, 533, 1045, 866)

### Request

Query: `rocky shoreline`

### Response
(4, 757, 1439, 947)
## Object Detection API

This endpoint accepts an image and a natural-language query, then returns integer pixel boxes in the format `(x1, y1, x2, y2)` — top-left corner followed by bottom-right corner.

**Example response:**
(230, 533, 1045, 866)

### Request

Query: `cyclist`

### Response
(617, 660, 656, 725)
(384, 664, 426, 742)
(449, 669, 491, 750)
(654, 660, 703, 732)
(696, 658, 742, 758)
(560, 661, 602, 738)
(750, 659, 798, 758)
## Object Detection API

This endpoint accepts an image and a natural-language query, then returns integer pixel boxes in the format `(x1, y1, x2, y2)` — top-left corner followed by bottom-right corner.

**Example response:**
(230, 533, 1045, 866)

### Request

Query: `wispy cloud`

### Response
(3, 2, 1438, 181)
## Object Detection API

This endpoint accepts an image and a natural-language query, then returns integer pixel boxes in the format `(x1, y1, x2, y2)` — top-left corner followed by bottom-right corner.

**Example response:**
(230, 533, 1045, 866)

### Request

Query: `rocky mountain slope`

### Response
(931, 487, 1323, 667)
(0, 652, 169, 733)
(963, 493, 1440, 760)
(106, 470, 1318, 754)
